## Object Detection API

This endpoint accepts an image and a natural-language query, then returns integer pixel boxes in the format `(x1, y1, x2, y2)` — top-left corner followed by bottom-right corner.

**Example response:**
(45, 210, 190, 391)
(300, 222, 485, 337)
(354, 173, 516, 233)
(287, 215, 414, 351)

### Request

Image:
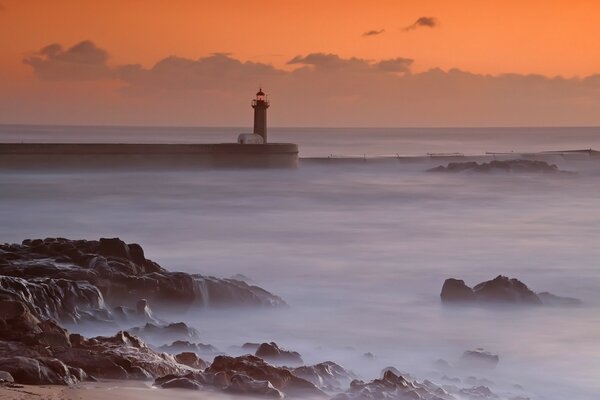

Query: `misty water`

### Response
(2, 126, 600, 399)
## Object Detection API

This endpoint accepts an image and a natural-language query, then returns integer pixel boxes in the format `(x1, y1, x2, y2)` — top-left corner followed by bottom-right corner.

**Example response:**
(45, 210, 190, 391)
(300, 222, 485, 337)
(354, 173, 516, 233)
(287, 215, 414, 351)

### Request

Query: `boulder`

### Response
(255, 342, 303, 365)
(175, 352, 208, 370)
(207, 355, 325, 397)
(333, 370, 450, 400)
(440, 279, 475, 303)
(225, 373, 284, 398)
(292, 361, 355, 391)
(0, 371, 14, 383)
(0, 356, 81, 385)
(441, 275, 579, 307)
(128, 322, 200, 345)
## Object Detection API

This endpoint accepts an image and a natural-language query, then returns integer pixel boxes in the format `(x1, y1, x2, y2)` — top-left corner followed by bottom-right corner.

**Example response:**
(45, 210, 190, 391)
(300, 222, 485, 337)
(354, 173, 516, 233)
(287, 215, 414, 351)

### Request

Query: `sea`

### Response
(1, 125, 600, 399)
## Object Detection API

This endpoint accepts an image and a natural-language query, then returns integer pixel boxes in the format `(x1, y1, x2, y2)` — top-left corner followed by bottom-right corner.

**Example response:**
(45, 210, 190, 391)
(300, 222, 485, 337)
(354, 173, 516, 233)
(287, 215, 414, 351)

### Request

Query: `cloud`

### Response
(362, 29, 385, 37)
(23, 40, 113, 81)
(375, 57, 413, 73)
(19, 41, 600, 126)
(403, 16, 438, 32)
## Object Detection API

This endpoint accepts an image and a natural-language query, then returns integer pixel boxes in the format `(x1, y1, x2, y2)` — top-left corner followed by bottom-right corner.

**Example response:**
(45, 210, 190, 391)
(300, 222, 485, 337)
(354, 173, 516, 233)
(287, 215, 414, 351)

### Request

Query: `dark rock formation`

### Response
(225, 373, 284, 398)
(428, 159, 563, 174)
(255, 342, 303, 365)
(441, 275, 580, 306)
(0, 238, 286, 326)
(0, 356, 83, 385)
(458, 350, 499, 370)
(333, 370, 452, 400)
(161, 376, 203, 390)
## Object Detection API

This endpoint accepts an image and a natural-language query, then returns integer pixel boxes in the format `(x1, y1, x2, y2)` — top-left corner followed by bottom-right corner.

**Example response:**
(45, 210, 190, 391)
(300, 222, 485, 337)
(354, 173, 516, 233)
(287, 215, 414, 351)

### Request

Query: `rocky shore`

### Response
(1, 238, 532, 399)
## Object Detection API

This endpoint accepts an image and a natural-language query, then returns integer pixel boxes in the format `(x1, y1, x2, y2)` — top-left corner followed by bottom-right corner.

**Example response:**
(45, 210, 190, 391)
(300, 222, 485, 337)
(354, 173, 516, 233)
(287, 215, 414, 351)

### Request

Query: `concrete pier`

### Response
(0, 143, 300, 169)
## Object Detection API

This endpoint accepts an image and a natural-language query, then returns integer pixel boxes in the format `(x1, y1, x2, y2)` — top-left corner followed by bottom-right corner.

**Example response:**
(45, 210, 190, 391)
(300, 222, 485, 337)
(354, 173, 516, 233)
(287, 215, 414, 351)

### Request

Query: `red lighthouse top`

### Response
(252, 88, 269, 107)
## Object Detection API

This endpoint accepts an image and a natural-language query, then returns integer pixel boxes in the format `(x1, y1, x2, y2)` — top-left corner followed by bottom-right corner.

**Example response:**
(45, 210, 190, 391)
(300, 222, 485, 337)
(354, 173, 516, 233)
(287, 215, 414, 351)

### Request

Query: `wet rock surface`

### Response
(291, 361, 355, 391)
(428, 159, 564, 174)
(0, 237, 286, 325)
(441, 275, 581, 306)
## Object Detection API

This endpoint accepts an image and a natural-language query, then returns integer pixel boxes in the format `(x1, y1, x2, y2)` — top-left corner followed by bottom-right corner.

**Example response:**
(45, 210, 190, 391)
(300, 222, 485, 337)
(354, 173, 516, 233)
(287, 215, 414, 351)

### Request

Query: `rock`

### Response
(362, 352, 375, 359)
(458, 385, 498, 400)
(57, 331, 190, 380)
(160, 340, 219, 356)
(458, 349, 499, 370)
(0, 356, 81, 385)
(98, 238, 130, 260)
(292, 361, 355, 391)
(161, 377, 203, 390)
(207, 355, 325, 397)
(175, 352, 208, 370)
(472, 276, 540, 304)
(537, 292, 582, 306)
(255, 342, 303, 365)
(0, 238, 286, 322)
(225, 373, 284, 398)
(0, 371, 14, 383)
(333, 370, 450, 400)
(440, 279, 475, 303)
(428, 159, 563, 174)
(441, 275, 578, 307)
(128, 322, 200, 345)
(241, 342, 261, 352)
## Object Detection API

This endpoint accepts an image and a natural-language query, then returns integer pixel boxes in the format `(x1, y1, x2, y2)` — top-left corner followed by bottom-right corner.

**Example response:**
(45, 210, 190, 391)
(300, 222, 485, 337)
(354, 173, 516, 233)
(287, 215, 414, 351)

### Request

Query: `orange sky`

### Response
(1, 0, 600, 126)
(1, 0, 599, 78)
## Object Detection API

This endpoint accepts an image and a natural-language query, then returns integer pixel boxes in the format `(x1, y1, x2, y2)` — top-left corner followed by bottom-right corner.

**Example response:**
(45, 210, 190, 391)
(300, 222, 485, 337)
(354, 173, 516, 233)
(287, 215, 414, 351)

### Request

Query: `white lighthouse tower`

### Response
(251, 88, 270, 143)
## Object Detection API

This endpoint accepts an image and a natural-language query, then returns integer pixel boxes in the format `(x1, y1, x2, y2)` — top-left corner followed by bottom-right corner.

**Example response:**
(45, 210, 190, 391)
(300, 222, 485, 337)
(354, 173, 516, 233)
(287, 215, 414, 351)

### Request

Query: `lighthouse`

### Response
(251, 88, 270, 143)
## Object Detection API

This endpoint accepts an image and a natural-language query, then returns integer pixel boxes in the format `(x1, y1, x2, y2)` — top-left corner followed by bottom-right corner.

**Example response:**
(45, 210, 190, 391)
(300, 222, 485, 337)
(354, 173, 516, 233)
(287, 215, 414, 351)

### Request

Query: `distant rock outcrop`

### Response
(441, 275, 581, 306)
(428, 159, 564, 174)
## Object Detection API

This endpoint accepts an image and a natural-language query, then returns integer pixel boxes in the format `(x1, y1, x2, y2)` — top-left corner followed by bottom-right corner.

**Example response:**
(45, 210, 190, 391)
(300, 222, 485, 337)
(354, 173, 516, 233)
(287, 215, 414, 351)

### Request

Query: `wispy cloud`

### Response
(362, 29, 385, 37)
(403, 16, 438, 32)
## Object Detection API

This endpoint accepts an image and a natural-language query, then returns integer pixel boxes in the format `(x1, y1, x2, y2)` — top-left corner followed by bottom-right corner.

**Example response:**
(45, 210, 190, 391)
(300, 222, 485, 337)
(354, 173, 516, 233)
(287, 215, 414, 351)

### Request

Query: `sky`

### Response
(1, 0, 600, 127)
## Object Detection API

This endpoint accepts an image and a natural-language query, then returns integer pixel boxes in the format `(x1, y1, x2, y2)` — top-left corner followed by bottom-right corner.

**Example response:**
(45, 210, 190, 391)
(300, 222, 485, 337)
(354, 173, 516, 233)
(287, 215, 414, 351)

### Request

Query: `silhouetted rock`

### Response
(441, 275, 580, 306)
(428, 159, 563, 174)
(255, 342, 303, 365)
(458, 349, 499, 370)
(440, 279, 475, 303)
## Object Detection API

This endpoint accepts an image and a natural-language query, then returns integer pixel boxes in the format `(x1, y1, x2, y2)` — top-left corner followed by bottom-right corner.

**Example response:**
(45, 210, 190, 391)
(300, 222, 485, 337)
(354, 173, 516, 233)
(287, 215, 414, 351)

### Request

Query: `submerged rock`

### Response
(160, 340, 219, 356)
(128, 322, 200, 345)
(440, 275, 581, 306)
(458, 350, 500, 370)
(428, 159, 563, 174)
